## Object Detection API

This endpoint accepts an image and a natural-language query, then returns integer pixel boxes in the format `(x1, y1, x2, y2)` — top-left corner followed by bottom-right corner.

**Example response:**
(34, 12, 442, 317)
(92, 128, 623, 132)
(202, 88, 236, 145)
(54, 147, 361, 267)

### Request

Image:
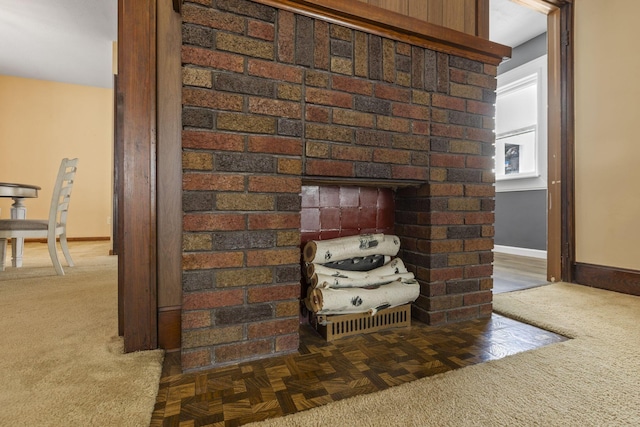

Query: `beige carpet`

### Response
(250, 282, 640, 426)
(0, 242, 163, 426)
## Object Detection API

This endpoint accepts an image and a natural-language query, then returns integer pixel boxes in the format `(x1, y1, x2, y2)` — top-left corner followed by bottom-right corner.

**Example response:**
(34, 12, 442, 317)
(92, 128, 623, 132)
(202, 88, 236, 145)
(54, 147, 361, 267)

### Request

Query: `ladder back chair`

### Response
(0, 158, 79, 275)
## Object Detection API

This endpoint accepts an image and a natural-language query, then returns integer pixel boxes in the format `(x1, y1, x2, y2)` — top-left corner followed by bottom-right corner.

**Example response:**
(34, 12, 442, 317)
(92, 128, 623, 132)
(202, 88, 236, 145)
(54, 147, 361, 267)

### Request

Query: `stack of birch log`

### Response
(302, 233, 419, 317)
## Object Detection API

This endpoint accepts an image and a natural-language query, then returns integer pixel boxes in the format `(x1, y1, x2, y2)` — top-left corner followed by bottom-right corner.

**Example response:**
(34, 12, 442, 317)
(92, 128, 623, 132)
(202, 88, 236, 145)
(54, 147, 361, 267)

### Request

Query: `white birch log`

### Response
(307, 257, 408, 280)
(305, 258, 387, 280)
(311, 272, 415, 289)
(305, 280, 420, 316)
(303, 234, 400, 263)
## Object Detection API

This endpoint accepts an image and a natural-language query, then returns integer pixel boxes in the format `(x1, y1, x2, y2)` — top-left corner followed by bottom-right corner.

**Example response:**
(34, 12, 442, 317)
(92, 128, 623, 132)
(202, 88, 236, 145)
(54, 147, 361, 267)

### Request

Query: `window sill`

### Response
(496, 172, 540, 182)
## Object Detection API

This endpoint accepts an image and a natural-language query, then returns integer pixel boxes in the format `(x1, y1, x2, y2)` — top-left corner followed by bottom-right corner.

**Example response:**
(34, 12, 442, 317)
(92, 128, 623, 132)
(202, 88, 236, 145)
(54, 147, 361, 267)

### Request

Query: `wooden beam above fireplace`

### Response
(252, 0, 511, 65)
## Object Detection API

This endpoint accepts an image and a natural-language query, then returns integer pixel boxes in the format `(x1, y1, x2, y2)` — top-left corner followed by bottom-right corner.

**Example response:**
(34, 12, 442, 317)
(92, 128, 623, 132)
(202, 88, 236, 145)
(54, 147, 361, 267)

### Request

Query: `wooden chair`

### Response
(0, 158, 79, 275)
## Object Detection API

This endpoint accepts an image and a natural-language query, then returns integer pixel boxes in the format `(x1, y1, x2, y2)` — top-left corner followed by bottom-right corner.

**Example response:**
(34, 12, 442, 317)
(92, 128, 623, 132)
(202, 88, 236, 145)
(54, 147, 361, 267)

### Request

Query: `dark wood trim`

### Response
(157, 0, 184, 349)
(512, 0, 572, 13)
(476, 0, 490, 39)
(115, 73, 124, 336)
(158, 306, 182, 351)
(574, 263, 640, 296)
(68, 236, 111, 241)
(252, 0, 511, 65)
(538, 0, 573, 8)
(112, 74, 120, 257)
(559, 2, 575, 283)
(117, 0, 158, 352)
(542, 0, 575, 284)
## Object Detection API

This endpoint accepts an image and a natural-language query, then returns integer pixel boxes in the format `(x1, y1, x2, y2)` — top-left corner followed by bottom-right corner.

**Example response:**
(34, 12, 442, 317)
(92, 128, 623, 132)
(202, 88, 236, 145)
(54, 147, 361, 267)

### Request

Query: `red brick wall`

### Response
(301, 186, 395, 243)
(181, 0, 496, 370)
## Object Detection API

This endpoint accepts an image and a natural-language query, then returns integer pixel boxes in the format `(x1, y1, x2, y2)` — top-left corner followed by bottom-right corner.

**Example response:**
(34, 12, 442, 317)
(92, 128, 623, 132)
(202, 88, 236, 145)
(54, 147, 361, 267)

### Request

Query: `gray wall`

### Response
(495, 34, 548, 252)
(495, 190, 547, 250)
(499, 33, 546, 73)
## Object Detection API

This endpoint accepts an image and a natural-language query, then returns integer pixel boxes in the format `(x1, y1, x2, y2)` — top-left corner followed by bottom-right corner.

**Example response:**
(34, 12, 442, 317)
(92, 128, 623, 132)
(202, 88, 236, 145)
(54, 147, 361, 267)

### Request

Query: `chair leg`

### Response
(60, 234, 74, 267)
(11, 237, 24, 267)
(0, 238, 6, 271)
(48, 237, 64, 276)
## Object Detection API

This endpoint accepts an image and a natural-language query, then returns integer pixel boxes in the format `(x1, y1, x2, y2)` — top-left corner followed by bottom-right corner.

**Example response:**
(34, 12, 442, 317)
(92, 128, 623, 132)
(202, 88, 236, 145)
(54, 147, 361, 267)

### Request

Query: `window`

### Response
(495, 55, 547, 192)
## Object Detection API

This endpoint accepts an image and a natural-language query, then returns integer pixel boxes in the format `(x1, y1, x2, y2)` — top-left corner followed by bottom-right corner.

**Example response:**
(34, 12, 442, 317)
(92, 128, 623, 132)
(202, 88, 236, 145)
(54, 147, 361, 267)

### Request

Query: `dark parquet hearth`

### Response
(150, 313, 566, 426)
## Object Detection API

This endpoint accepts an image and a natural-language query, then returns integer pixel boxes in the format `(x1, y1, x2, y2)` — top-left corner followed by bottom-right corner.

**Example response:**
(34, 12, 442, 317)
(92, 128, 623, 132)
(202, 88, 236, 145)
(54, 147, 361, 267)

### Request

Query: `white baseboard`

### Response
(493, 245, 547, 259)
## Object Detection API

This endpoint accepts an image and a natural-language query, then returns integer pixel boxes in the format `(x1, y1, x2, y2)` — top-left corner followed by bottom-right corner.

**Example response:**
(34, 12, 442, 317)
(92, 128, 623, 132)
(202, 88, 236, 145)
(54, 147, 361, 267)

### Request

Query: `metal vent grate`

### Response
(316, 304, 411, 341)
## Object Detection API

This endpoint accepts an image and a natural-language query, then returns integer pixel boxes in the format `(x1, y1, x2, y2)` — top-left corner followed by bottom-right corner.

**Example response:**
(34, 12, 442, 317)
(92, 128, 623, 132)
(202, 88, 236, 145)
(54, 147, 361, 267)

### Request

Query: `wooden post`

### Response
(117, 0, 158, 352)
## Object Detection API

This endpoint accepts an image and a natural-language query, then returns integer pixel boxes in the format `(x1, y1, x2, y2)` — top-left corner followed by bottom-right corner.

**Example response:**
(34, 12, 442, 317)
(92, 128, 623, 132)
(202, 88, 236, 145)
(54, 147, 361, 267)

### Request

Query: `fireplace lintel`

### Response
(302, 176, 423, 190)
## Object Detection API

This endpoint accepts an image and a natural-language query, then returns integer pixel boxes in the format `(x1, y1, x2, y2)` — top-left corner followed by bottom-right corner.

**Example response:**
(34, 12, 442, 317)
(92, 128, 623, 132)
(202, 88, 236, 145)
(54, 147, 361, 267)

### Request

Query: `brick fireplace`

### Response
(180, 0, 497, 371)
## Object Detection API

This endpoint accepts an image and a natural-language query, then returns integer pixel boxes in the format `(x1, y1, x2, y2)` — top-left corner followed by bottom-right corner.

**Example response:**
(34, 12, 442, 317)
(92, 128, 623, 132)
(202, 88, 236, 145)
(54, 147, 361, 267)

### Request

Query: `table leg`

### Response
(10, 197, 26, 268)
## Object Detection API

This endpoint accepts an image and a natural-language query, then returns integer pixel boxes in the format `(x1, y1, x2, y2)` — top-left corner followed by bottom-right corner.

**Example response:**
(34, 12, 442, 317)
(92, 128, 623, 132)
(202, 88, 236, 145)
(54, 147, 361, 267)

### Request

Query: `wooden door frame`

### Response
(512, 0, 574, 283)
(547, 0, 574, 284)
(557, 1, 575, 283)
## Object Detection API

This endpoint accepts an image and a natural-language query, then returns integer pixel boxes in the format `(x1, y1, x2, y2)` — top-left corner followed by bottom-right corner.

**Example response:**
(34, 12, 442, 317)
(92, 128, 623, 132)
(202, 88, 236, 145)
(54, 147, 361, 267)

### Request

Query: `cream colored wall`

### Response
(0, 75, 112, 239)
(574, 0, 640, 270)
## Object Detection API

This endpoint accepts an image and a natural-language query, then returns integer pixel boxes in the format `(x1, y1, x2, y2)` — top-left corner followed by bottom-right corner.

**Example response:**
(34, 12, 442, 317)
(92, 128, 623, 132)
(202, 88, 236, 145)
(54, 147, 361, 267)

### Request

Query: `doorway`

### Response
(489, 0, 574, 290)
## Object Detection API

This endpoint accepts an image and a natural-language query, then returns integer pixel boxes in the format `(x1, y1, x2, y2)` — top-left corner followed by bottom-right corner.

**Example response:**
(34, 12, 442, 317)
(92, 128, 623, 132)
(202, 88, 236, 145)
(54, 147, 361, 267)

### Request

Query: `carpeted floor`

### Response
(0, 241, 163, 426)
(6, 243, 639, 426)
(248, 282, 640, 426)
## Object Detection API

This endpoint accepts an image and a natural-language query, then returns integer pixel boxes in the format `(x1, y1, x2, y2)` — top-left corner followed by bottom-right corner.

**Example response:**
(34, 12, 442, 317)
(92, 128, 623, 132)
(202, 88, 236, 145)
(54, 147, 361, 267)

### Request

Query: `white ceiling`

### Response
(0, 0, 544, 89)
(489, 0, 547, 48)
(0, 0, 117, 88)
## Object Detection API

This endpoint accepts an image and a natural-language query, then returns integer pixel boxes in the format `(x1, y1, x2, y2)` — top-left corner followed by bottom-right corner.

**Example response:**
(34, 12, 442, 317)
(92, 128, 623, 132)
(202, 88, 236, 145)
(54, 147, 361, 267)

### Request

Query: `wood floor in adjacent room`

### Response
(493, 252, 550, 294)
(151, 253, 556, 426)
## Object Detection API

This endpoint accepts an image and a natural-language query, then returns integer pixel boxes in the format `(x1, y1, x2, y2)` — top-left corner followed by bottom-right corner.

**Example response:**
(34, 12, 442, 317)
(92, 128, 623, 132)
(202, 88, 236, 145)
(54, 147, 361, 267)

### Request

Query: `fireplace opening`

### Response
(300, 182, 422, 339)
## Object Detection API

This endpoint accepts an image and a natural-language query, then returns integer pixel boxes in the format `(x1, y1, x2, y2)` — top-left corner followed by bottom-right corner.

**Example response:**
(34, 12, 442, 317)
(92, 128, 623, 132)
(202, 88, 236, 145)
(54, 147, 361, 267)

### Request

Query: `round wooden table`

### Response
(0, 182, 41, 268)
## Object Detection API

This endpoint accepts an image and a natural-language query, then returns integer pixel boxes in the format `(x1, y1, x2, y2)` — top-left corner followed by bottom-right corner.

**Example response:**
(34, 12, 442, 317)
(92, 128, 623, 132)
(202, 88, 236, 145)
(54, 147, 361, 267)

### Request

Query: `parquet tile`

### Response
(150, 314, 566, 427)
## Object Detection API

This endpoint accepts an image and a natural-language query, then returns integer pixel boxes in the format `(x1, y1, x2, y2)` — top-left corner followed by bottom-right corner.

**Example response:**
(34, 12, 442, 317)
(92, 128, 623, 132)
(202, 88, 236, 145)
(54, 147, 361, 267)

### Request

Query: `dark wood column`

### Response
(157, 0, 183, 351)
(117, 0, 158, 351)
